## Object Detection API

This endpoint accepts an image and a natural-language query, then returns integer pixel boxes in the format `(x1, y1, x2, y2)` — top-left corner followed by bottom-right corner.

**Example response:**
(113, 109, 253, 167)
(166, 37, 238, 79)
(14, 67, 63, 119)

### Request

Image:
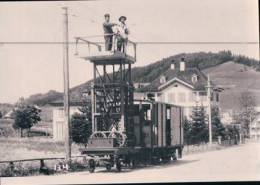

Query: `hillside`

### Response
(25, 90, 63, 106)
(23, 51, 260, 110)
(203, 61, 260, 110)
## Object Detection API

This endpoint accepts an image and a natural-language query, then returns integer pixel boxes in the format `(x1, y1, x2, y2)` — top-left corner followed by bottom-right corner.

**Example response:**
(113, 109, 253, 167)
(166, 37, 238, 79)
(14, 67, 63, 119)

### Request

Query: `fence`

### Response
(182, 138, 242, 155)
(0, 155, 87, 177)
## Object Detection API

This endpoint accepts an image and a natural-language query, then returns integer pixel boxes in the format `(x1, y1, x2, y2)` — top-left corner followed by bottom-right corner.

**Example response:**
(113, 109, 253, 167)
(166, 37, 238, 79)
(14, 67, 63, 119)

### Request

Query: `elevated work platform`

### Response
(74, 34, 136, 63)
(82, 50, 135, 64)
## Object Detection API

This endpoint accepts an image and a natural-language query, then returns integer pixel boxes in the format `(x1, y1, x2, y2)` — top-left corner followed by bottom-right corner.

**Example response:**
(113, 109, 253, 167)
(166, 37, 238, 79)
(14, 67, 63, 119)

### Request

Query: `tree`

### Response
(224, 124, 240, 140)
(211, 106, 226, 140)
(189, 104, 208, 144)
(71, 99, 92, 146)
(13, 105, 41, 137)
(237, 91, 257, 137)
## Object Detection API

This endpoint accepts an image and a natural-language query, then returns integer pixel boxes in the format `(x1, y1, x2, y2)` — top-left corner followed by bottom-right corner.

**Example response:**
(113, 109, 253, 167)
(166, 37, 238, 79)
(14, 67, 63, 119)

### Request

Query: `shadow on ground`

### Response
(79, 159, 200, 174)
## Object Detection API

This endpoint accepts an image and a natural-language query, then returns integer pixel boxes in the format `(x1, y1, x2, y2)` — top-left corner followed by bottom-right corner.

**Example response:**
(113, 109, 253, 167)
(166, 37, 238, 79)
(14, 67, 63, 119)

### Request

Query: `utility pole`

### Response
(62, 7, 71, 162)
(206, 75, 212, 145)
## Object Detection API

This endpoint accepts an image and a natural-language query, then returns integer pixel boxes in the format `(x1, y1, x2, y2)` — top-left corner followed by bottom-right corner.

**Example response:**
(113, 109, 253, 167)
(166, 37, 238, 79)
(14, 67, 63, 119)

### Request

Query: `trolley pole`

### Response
(62, 7, 71, 162)
(207, 75, 212, 145)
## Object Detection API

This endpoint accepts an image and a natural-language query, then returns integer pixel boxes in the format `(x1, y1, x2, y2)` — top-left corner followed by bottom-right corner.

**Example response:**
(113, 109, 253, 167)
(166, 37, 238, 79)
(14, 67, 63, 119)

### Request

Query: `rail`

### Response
(74, 34, 137, 61)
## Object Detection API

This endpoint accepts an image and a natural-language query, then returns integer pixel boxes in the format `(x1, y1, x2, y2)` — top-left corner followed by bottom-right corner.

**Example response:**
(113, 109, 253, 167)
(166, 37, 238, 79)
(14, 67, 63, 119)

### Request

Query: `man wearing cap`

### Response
(116, 16, 129, 53)
(103, 13, 117, 51)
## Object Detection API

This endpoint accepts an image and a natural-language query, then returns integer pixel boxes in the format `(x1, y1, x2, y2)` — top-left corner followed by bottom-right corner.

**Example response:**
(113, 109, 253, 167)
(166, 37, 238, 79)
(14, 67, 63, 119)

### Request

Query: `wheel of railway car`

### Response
(131, 159, 136, 168)
(171, 155, 177, 161)
(106, 164, 112, 171)
(116, 161, 122, 172)
(88, 159, 95, 173)
(161, 156, 170, 163)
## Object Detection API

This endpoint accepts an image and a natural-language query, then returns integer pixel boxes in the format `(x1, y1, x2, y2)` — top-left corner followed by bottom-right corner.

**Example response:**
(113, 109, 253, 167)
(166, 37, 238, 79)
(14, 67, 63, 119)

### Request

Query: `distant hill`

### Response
(25, 90, 63, 106)
(23, 51, 259, 111)
(203, 61, 260, 110)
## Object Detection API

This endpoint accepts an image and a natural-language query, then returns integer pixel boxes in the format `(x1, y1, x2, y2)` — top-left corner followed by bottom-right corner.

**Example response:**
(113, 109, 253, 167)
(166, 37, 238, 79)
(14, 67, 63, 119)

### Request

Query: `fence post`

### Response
(9, 162, 14, 176)
(239, 133, 242, 144)
(40, 159, 45, 170)
(218, 136, 222, 145)
(175, 149, 179, 159)
(39, 159, 50, 175)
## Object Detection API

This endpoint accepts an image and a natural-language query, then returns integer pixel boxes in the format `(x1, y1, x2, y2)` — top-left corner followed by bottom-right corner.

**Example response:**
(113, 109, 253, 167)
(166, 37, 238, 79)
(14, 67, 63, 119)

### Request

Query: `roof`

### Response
(137, 67, 213, 92)
(3, 110, 14, 118)
(48, 87, 92, 107)
(48, 98, 91, 107)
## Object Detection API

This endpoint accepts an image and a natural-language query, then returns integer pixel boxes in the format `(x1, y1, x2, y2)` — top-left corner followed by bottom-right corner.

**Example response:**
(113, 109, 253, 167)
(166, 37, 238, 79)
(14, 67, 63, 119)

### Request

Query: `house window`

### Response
(57, 108, 64, 117)
(216, 93, 219, 102)
(191, 74, 198, 83)
(199, 91, 207, 96)
(161, 93, 165, 102)
(166, 108, 171, 120)
(160, 75, 166, 84)
(210, 92, 214, 101)
(145, 109, 151, 121)
(178, 92, 186, 102)
(199, 91, 207, 101)
(189, 92, 196, 101)
(168, 93, 175, 103)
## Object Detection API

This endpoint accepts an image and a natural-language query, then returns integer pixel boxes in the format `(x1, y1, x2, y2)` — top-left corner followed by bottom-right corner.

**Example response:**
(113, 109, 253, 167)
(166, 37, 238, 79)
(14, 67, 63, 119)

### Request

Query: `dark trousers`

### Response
(117, 37, 127, 53)
(105, 36, 113, 51)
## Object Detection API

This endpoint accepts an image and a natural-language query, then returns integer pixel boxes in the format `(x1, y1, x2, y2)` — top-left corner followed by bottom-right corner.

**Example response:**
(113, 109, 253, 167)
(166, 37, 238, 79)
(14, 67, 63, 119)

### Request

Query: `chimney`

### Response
(171, 60, 175, 70)
(180, 57, 186, 71)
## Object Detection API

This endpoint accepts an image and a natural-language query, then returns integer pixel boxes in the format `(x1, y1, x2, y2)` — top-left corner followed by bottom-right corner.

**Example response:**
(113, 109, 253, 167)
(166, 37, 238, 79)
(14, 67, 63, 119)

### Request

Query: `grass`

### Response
(0, 118, 53, 137)
(0, 137, 81, 161)
(0, 119, 16, 137)
(0, 137, 86, 177)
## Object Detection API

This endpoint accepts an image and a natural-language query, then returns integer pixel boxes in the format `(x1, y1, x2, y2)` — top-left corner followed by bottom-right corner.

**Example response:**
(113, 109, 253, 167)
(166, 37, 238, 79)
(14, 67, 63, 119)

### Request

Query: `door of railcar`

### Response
(170, 106, 183, 145)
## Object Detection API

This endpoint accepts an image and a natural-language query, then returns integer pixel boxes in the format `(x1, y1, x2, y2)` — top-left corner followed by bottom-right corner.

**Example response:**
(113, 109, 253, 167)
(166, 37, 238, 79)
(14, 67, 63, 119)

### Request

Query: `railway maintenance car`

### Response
(75, 35, 184, 172)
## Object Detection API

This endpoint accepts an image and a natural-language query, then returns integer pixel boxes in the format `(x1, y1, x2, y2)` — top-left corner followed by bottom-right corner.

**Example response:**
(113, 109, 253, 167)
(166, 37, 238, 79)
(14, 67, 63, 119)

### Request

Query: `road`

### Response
(1, 142, 260, 184)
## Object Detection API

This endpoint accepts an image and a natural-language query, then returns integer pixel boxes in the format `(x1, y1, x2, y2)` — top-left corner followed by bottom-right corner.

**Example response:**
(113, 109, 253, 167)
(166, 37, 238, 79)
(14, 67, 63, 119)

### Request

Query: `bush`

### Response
(13, 105, 41, 137)
(69, 160, 87, 172)
(71, 113, 91, 146)
(0, 163, 39, 177)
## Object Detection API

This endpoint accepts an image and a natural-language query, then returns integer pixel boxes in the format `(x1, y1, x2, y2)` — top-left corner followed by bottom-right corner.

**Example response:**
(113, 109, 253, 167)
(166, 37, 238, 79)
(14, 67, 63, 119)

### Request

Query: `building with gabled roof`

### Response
(134, 58, 221, 119)
(250, 114, 260, 141)
(49, 97, 90, 141)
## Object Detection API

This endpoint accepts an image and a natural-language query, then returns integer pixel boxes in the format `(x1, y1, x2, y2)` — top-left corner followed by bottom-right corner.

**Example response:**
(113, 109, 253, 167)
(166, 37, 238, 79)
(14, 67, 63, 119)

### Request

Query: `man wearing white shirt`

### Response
(116, 16, 129, 53)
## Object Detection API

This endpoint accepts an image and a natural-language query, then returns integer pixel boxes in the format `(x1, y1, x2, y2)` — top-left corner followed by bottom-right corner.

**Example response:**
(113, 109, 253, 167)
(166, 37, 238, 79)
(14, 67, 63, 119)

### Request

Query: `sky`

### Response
(0, 0, 259, 103)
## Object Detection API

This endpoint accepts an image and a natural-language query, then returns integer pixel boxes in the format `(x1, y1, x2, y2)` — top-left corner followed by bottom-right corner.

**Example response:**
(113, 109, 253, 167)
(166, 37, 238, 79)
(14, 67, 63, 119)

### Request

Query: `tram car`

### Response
(75, 35, 184, 172)
(80, 100, 184, 172)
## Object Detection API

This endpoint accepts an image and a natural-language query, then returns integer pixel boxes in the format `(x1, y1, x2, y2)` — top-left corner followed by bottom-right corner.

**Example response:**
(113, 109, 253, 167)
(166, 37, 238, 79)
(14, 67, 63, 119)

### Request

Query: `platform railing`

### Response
(74, 34, 137, 61)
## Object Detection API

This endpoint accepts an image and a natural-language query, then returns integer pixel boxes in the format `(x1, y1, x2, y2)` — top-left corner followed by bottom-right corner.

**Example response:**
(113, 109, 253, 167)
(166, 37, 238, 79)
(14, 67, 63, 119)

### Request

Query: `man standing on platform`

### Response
(116, 16, 129, 53)
(103, 13, 117, 51)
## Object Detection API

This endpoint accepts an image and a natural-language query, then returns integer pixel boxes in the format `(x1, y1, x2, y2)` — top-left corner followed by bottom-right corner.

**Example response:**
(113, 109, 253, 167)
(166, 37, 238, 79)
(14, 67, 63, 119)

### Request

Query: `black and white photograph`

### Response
(0, 0, 259, 184)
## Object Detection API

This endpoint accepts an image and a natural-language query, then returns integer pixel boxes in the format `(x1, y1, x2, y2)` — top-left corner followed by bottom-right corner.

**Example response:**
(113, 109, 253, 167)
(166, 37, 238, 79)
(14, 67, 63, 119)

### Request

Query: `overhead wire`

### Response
(0, 41, 258, 45)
